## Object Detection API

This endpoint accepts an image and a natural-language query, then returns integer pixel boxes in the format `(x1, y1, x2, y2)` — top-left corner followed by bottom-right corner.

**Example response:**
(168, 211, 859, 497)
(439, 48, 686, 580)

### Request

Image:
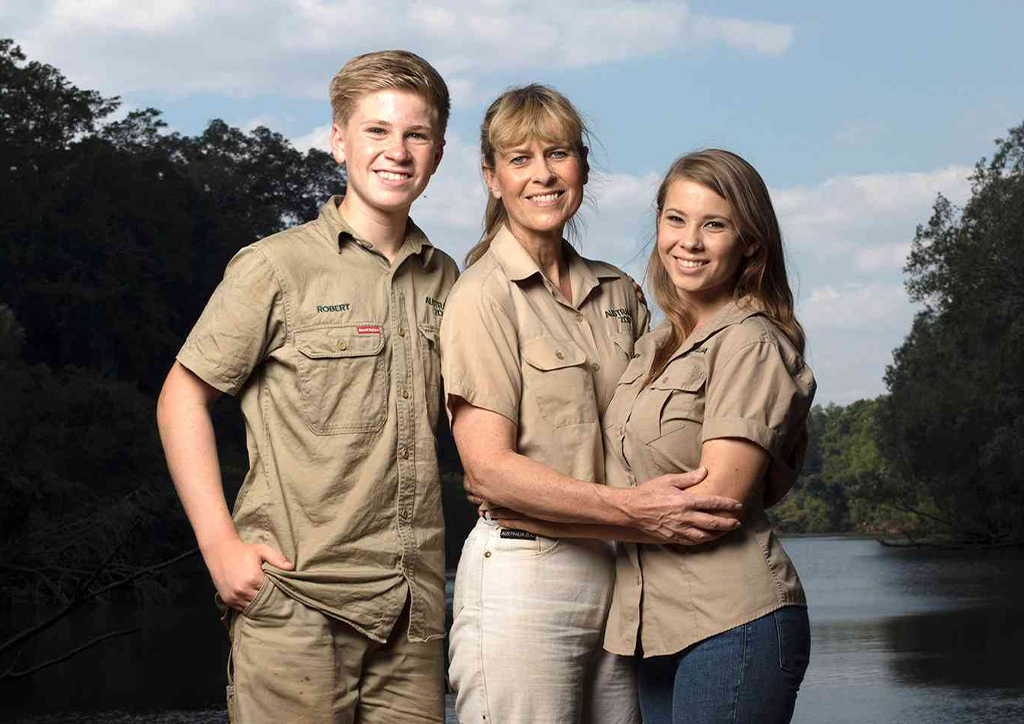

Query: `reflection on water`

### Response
(3, 538, 1023, 722)
(786, 537, 1024, 723)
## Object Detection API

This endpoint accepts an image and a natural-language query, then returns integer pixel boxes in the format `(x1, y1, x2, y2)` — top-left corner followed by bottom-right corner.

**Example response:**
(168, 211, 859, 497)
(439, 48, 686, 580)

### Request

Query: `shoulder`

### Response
(711, 314, 814, 393)
(243, 218, 327, 274)
(446, 250, 509, 309)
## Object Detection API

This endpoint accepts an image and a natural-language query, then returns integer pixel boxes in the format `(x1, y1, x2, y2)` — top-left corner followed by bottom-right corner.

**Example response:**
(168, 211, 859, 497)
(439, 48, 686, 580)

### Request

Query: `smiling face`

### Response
(330, 88, 444, 225)
(483, 137, 586, 247)
(656, 178, 756, 321)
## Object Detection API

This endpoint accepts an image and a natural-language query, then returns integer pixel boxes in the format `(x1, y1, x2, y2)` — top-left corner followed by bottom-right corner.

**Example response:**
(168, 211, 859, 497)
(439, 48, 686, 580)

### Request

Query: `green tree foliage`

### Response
(877, 122, 1024, 545)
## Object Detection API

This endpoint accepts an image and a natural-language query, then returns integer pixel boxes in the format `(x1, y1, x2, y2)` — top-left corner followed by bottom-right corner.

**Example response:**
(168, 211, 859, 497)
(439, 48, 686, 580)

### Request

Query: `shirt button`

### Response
(575, 314, 584, 323)
(401, 448, 410, 459)
(591, 362, 601, 372)
(555, 351, 564, 360)
(399, 327, 406, 337)
(483, 551, 492, 559)
(402, 387, 409, 399)
(337, 340, 348, 351)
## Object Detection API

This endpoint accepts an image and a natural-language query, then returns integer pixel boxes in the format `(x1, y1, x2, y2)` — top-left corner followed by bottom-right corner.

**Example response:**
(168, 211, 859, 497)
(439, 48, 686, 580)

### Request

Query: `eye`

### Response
(367, 127, 388, 136)
(704, 219, 727, 231)
(409, 131, 430, 141)
(664, 213, 685, 225)
(509, 155, 529, 165)
(549, 149, 569, 160)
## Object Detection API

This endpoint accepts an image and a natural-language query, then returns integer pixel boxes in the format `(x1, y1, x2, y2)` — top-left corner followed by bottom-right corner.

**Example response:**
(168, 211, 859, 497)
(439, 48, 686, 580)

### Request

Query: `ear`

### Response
(431, 138, 445, 176)
(330, 122, 347, 166)
(581, 145, 590, 186)
(743, 242, 759, 258)
(483, 166, 501, 200)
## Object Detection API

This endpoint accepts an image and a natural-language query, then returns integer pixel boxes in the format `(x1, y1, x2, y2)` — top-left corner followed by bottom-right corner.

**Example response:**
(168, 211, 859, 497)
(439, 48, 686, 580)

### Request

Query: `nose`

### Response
(680, 228, 704, 250)
(529, 156, 556, 184)
(386, 138, 411, 162)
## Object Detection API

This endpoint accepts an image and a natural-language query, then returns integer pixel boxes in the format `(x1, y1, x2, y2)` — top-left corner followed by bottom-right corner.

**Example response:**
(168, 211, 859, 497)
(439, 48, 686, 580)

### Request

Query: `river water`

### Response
(3, 536, 1023, 722)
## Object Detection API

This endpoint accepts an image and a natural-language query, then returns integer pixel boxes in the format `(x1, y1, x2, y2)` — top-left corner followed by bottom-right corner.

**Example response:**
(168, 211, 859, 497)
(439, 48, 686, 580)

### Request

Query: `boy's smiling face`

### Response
(331, 88, 444, 223)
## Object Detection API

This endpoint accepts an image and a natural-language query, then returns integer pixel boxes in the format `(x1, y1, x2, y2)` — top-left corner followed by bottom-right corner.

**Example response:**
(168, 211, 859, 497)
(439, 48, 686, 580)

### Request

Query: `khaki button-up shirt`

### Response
(177, 197, 458, 643)
(440, 225, 649, 484)
(602, 299, 815, 657)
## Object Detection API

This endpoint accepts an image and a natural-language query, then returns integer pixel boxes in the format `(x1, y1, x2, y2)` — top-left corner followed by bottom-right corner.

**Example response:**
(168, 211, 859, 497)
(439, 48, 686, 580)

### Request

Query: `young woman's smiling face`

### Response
(484, 137, 586, 246)
(656, 178, 755, 320)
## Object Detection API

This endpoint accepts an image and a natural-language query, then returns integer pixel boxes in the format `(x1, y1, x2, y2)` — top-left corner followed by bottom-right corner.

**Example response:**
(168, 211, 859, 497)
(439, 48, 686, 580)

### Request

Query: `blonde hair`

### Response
(465, 84, 592, 267)
(329, 50, 450, 134)
(645, 149, 805, 384)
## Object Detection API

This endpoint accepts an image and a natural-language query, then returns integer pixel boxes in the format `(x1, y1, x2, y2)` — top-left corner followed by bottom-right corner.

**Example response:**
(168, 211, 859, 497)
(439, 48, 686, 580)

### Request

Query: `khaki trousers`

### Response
(227, 578, 443, 723)
(449, 520, 640, 724)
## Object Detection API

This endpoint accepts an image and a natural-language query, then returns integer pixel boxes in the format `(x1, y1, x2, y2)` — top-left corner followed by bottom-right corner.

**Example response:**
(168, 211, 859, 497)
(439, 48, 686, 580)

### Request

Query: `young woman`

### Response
(439, 89, 743, 724)
(495, 149, 815, 723)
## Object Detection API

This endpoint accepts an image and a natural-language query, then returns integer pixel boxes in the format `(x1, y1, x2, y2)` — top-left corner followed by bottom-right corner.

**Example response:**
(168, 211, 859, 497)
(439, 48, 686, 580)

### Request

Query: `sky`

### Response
(3, 0, 1022, 404)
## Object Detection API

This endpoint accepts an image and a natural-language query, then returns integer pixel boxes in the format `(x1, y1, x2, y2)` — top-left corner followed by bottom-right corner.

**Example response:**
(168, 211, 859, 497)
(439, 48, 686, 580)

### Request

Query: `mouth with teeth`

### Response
(674, 258, 709, 269)
(525, 190, 565, 205)
(375, 170, 412, 183)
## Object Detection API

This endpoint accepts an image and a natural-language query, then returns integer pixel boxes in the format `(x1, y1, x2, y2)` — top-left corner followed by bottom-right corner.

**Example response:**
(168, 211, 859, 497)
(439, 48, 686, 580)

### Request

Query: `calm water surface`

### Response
(3, 536, 1023, 722)
(786, 536, 1024, 723)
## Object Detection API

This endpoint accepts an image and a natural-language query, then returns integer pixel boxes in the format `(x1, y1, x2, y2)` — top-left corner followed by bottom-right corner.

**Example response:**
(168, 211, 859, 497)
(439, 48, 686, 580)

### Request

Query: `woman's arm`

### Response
(450, 396, 743, 545)
(686, 437, 770, 516)
(490, 438, 769, 541)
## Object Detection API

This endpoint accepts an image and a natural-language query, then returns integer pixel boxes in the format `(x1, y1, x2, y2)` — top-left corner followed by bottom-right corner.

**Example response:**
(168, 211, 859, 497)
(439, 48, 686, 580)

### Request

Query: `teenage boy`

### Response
(156, 51, 457, 723)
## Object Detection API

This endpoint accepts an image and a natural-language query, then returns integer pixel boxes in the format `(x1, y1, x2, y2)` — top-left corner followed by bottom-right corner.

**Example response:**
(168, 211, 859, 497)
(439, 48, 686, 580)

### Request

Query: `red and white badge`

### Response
(357, 325, 382, 335)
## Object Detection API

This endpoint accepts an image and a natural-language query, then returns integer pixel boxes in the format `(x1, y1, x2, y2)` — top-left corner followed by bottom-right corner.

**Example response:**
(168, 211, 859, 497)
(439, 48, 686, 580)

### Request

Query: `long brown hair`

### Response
(645, 149, 805, 384)
(465, 84, 592, 267)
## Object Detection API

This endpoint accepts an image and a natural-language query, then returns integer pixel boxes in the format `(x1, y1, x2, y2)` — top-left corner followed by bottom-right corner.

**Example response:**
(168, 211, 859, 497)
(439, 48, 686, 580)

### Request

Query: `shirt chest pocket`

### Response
(521, 336, 597, 428)
(419, 324, 441, 427)
(644, 364, 707, 442)
(295, 325, 387, 435)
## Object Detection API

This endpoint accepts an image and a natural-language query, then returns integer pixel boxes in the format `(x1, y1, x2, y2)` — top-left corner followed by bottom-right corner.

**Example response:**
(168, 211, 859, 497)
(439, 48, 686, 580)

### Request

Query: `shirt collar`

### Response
(488, 224, 618, 306)
(642, 298, 765, 361)
(317, 195, 435, 264)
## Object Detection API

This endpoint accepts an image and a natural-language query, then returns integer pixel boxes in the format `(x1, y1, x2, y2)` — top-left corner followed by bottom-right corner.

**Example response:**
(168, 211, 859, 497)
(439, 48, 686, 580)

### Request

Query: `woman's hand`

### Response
(624, 469, 743, 545)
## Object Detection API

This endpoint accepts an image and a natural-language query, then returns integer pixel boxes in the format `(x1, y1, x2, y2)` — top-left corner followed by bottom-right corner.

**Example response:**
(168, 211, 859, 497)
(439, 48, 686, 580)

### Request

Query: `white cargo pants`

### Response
(449, 519, 640, 724)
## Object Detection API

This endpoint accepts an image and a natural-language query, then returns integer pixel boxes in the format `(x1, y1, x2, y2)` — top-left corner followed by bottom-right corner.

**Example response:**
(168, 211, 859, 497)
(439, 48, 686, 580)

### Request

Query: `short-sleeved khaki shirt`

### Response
(440, 225, 650, 483)
(602, 299, 815, 657)
(177, 197, 458, 643)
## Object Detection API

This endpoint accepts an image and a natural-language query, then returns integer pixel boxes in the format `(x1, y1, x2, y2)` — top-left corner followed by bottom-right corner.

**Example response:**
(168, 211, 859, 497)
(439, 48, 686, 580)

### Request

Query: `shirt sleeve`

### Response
(701, 339, 815, 461)
(439, 283, 522, 425)
(176, 246, 287, 396)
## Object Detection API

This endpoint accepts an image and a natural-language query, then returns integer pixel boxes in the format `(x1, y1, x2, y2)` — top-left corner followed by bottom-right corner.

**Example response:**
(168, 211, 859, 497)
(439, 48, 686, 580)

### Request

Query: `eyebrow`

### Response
(663, 207, 731, 221)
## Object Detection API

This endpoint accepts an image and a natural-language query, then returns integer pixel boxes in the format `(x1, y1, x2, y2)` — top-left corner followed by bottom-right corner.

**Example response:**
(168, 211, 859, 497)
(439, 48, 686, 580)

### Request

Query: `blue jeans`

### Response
(636, 606, 810, 724)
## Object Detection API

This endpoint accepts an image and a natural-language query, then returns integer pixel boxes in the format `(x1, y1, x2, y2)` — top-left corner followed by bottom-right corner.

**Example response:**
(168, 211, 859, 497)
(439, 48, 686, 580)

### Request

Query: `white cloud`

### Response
(772, 165, 972, 270)
(9, 0, 796, 100)
(801, 283, 911, 331)
(694, 16, 795, 56)
(291, 123, 332, 153)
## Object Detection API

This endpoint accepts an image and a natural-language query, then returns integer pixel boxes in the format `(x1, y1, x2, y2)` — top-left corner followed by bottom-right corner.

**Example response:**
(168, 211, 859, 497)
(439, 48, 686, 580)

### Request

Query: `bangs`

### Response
(488, 97, 584, 154)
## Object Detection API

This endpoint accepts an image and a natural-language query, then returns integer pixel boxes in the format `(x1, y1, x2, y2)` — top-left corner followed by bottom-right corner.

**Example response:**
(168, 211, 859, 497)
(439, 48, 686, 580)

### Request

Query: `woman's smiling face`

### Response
(656, 178, 755, 318)
(483, 137, 586, 246)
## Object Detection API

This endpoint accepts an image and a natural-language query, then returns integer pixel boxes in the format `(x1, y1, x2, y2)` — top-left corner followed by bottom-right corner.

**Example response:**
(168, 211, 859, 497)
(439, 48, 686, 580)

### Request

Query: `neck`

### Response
(509, 224, 571, 302)
(338, 194, 409, 262)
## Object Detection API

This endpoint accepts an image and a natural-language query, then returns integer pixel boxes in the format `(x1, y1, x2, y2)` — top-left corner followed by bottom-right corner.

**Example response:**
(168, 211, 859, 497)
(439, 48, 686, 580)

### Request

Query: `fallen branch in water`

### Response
(0, 546, 198, 683)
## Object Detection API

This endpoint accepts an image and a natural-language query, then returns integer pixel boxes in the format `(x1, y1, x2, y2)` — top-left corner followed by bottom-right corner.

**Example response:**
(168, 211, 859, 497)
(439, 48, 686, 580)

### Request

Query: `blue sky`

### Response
(4, 0, 1022, 404)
